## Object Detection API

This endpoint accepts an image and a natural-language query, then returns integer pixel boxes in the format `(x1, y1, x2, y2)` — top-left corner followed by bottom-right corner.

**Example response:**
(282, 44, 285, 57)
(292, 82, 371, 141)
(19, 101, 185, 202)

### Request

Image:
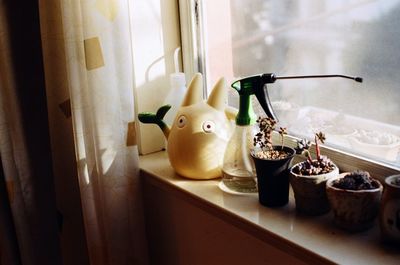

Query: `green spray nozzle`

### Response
(231, 73, 362, 126)
(231, 73, 277, 125)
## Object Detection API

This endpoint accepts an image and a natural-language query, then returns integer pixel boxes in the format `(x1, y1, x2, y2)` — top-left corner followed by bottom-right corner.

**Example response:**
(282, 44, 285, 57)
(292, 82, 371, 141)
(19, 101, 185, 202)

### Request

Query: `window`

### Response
(180, 0, 400, 169)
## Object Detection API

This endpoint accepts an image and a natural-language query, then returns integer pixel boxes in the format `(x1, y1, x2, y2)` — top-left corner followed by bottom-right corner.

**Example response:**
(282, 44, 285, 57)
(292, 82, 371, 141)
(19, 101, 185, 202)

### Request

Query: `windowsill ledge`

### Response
(139, 151, 399, 265)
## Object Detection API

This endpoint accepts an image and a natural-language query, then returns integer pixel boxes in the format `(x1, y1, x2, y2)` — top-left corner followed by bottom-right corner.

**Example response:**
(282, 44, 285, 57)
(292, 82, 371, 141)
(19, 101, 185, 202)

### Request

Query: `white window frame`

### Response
(178, 0, 400, 182)
(179, 0, 209, 98)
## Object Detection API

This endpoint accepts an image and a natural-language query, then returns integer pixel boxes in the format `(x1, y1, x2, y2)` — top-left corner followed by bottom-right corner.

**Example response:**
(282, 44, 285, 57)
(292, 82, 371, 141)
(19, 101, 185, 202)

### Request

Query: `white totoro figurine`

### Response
(139, 73, 235, 179)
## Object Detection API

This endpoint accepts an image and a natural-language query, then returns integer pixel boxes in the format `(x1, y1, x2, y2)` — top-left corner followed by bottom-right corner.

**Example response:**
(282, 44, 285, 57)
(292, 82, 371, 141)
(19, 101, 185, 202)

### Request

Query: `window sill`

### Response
(139, 151, 399, 265)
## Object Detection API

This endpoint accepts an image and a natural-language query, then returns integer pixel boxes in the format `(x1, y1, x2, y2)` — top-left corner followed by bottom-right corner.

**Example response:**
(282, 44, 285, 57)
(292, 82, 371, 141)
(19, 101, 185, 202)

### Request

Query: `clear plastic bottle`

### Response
(163, 47, 186, 126)
(221, 75, 259, 194)
(221, 125, 258, 193)
(163, 72, 186, 126)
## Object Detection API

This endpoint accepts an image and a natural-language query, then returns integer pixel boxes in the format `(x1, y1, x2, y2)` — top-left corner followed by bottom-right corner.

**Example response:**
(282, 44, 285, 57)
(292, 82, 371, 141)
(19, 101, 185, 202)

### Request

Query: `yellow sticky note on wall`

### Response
(126, 121, 137, 146)
(84, 37, 105, 70)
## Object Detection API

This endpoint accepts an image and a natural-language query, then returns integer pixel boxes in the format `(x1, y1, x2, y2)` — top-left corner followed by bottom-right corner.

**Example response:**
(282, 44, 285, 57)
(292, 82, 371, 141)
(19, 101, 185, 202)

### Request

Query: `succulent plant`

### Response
(279, 127, 288, 150)
(253, 117, 289, 159)
(293, 131, 335, 175)
(254, 117, 276, 150)
(294, 138, 312, 163)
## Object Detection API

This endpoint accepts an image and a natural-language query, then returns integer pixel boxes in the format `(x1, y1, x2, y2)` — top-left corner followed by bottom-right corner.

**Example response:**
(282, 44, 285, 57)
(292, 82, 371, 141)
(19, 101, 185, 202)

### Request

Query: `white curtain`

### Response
(40, 0, 148, 264)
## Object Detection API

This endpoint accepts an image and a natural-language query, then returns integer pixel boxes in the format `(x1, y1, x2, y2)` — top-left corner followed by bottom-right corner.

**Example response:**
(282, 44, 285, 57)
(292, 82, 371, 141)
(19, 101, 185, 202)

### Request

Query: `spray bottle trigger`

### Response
(254, 83, 278, 121)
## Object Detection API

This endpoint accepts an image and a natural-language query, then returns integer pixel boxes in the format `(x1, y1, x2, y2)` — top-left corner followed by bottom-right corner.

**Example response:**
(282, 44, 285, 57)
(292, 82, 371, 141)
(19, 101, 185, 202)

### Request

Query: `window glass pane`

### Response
(202, 0, 400, 167)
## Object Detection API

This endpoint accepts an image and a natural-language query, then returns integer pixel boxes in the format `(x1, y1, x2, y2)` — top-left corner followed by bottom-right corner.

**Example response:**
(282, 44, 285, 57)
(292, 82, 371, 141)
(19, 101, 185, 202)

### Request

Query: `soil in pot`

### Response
(253, 148, 290, 160)
(332, 171, 380, 190)
(291, 155, 336, 176)
(251, 146, 295, 207)
(326, 171, 383, 232)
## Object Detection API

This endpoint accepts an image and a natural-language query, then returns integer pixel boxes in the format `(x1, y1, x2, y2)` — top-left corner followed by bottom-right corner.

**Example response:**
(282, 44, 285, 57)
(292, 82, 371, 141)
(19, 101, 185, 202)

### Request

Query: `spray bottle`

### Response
(221, 73, 362, 194)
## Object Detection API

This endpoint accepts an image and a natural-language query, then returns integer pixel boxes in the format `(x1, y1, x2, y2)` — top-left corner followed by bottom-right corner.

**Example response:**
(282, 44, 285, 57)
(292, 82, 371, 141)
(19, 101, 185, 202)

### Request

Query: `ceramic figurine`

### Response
(138, 73, 235, 179)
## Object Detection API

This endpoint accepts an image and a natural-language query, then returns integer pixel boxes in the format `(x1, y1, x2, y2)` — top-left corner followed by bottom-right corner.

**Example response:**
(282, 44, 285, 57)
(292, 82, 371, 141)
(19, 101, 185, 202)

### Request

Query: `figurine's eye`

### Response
(177, 115, 187, 128)
(202, 120, 215, 133)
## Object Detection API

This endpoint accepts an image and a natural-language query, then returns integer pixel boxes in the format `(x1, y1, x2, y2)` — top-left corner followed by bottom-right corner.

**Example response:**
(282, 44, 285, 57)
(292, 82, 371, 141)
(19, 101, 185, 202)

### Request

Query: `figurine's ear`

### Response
(181, 73, 203, 107)
(207, 77, 226, 111)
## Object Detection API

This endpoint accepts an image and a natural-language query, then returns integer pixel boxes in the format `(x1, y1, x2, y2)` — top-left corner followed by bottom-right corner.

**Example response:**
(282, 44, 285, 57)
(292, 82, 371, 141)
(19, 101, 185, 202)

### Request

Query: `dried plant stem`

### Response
(304, 150, 313, 164)
(315, 131, 326, 161)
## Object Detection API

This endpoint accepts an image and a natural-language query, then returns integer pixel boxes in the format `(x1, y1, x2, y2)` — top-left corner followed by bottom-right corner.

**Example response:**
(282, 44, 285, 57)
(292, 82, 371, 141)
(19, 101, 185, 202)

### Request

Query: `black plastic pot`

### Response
(251, 146, 295, 207)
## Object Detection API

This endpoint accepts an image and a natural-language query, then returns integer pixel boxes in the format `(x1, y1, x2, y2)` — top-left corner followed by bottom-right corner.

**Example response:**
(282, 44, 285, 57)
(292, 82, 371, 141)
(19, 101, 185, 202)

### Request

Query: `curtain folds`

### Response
(41, 0, 149, 264)
(0, 1, 62, 264)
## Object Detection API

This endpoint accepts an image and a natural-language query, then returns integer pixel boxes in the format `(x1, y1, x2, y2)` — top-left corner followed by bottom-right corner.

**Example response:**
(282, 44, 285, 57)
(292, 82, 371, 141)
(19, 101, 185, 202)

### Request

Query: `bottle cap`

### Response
(170, 72, 186, 89)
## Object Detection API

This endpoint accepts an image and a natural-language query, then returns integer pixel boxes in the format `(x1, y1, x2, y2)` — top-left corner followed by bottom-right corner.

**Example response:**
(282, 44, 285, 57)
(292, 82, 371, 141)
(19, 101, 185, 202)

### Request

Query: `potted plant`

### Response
(251, 117, 295, 207)
(379, 174, 400, 243)
(326, 170, 383, 232)
(289, 132, 339, 215)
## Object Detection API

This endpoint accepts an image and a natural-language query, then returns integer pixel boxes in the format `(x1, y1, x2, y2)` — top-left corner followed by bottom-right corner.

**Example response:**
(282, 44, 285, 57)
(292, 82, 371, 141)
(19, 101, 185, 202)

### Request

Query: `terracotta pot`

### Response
(326, 173, 383, 232)
(290, 162, 339, 215)
(251, 146, 295, 207)
(379, 174, 400, 243)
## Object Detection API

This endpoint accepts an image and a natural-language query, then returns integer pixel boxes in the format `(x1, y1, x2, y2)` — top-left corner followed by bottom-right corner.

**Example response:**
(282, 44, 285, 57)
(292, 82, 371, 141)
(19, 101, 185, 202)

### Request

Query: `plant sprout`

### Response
(315, 131, 326, 161)
(295, 131, 327, 162)
(279, 127, 288, 150)
(294, 131, 335, 175)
